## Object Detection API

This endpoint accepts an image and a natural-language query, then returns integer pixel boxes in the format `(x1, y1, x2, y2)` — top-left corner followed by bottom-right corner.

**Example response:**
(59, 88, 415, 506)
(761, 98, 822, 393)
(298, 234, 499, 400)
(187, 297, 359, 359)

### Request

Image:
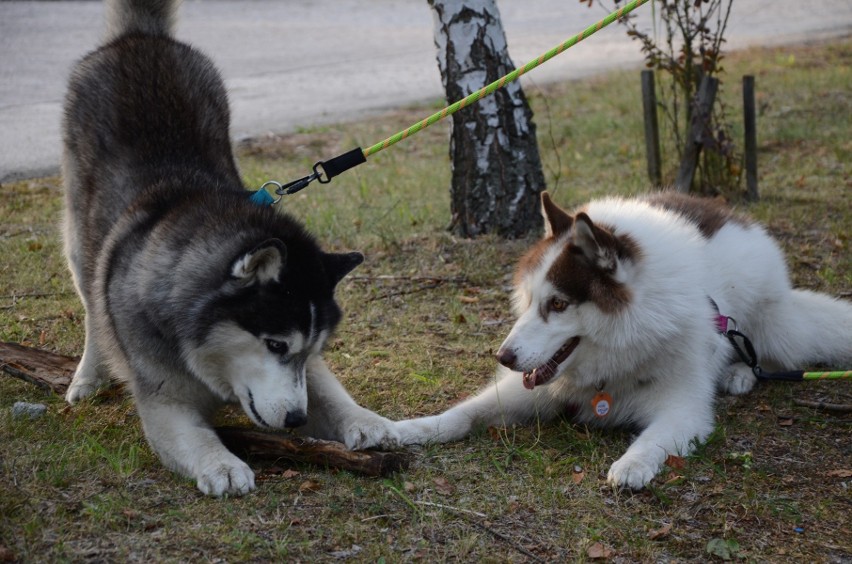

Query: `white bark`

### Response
(429, 0, 545, 238)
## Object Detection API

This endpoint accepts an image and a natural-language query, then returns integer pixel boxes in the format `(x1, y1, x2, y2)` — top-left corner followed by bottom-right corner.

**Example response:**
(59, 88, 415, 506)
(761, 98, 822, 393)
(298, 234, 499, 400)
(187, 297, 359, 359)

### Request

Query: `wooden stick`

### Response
(1, 341, 409, 477)
(216, 427, 408, 477)
(675, 75, 719, 193)
(792, 399, 852, 413)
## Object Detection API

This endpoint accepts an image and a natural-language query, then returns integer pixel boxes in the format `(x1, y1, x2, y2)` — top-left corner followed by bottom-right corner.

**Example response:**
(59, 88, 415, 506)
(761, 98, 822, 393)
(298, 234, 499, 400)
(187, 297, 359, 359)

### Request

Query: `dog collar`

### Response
(709, 297, 736, 333)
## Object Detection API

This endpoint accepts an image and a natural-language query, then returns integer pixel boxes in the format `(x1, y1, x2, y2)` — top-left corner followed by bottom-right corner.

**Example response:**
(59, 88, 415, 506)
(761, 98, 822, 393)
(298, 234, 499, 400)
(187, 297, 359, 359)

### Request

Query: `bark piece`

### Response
(0, 341, 76, 394)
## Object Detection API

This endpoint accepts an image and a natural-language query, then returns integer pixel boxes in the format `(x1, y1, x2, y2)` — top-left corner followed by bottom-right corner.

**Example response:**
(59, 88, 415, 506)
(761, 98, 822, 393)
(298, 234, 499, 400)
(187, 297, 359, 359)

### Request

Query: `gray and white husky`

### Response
(62, 0, 399, 496)
(396, 192, 852, 489)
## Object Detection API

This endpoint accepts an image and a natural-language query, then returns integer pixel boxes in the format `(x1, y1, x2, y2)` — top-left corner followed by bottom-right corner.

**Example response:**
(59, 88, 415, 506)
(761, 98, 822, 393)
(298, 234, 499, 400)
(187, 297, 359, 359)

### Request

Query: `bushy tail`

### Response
(751, 290, 852, 370)
(104, 0, 178, 43)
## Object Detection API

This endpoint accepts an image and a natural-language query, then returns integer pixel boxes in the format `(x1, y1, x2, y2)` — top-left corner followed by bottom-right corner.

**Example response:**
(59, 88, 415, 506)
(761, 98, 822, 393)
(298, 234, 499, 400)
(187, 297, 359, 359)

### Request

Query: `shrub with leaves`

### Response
(590, 0, 741, 196)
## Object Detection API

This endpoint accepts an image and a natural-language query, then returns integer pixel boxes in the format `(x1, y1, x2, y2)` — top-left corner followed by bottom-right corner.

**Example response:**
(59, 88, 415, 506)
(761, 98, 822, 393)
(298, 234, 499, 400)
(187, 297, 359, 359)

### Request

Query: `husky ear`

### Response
(323, 251, 364, 287)
(231, 239, 286, 284)
(572, 213, 616, 272)
(541, 192, 573, 238)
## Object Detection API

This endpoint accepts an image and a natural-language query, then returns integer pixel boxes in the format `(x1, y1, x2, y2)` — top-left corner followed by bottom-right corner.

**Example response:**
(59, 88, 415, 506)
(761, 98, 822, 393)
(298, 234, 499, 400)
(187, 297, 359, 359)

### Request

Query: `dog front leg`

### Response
(299, 356, 400, 450)
(134, 395, 255, 497)
(65, 314, 111, 403)
(606, 379, 716, 490)
(396, 367, 560, 445)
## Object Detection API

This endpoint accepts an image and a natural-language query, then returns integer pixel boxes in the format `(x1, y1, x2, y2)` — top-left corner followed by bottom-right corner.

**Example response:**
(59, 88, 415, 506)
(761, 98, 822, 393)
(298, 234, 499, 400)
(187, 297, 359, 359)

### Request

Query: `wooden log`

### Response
(641, 70, 662, 187)
(743, 75, 759, 201)
(1, 341, 409, 477)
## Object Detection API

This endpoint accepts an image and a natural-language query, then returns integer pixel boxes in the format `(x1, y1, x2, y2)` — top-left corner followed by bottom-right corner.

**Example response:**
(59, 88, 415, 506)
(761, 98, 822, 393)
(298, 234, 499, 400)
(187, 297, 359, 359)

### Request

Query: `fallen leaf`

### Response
(649, 522, 673, 540)
(283, 469, 300, 479)
(778, 417, 794, 427)
(665, 454, 686, 470)
(458, 295, 479, 304)
(403, 481, 416, 493)
(586, 542, 614, 559)
(827, 469, 852, 478)
(433, 476, 454, 496)
(572, 467, 585, 484)
(299, 479, 321, 493)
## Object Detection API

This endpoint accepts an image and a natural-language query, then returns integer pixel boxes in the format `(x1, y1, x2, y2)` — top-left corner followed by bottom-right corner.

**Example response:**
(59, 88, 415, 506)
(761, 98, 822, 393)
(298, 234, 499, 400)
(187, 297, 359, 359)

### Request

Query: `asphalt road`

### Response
(1, 0, 850, 182)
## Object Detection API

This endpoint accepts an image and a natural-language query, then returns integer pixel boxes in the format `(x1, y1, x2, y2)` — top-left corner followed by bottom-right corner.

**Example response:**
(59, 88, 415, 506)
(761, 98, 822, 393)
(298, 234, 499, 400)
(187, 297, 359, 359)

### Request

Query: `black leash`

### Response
(723, 329, 808, 382)
(712, 299, 849, 382)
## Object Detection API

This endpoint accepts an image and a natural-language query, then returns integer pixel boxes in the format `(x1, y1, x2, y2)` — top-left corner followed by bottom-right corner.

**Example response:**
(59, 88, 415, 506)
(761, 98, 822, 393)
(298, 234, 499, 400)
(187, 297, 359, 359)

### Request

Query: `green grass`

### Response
(1, 39, 851, 561)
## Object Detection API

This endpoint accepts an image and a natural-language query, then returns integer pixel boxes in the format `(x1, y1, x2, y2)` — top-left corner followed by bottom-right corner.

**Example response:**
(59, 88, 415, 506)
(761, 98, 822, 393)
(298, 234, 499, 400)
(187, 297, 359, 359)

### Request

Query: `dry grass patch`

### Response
(1, 39, 850, 561)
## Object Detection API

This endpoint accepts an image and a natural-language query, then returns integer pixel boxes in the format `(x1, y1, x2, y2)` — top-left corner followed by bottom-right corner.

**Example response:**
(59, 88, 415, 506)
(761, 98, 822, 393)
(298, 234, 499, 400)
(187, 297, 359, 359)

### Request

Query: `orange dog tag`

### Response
(591, 391, 612, 418)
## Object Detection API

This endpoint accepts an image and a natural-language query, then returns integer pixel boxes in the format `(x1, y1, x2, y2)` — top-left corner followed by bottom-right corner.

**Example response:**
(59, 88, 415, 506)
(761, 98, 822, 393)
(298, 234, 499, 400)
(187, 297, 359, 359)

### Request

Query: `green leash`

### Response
(800, 371, 851, 381)
(250, 0, 650, 202)
(362, 0, 649, 158)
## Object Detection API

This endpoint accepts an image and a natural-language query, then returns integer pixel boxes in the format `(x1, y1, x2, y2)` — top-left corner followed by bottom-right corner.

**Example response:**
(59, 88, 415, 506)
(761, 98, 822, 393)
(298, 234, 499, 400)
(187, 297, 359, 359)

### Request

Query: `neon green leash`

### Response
(801, 371, 851, 381)
(250, 0, 650, 203)
(363, 0, 649, 158)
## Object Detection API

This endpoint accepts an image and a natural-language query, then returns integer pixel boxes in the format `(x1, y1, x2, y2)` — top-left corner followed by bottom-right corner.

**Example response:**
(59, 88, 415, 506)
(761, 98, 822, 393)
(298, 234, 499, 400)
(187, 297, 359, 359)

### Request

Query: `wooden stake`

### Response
(641, 70, 662, 187)
(743, 75, 759, 201)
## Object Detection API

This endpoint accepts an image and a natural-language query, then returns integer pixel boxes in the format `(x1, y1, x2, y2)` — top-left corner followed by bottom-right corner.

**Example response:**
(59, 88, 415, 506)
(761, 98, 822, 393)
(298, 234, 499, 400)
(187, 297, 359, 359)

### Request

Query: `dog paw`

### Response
(65, 372, 108, 403)
(65, 381, 98, 404)
(340, 409, 401, 450)
(196, 452, 256, 497)
(607, 453, 659, 490)
(65, 363, 109, 404)
(721, 363, 756, 396)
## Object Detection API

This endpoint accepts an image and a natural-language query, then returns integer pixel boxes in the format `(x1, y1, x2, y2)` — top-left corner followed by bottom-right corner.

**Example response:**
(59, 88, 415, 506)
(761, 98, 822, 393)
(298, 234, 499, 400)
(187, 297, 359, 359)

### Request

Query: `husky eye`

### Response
(265, 339, 289, 355)
(550, 297, 569, 313)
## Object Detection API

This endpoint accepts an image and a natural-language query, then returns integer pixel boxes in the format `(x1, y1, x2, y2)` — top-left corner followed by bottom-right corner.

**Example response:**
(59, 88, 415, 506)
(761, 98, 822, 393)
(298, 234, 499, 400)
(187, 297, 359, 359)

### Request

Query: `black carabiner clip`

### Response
(278, 171, 320, 195)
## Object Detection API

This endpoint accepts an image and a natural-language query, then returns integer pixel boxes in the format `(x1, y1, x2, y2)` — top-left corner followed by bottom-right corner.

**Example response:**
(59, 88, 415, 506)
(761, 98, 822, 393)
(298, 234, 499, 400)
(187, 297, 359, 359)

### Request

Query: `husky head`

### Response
(496, 193, 637, 389)
(185, 237, 363, 429)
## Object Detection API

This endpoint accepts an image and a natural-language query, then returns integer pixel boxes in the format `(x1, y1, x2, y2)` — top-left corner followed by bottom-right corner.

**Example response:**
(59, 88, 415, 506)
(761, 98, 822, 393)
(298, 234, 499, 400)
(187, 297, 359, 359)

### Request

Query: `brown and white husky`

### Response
(395, 192, 852, 489)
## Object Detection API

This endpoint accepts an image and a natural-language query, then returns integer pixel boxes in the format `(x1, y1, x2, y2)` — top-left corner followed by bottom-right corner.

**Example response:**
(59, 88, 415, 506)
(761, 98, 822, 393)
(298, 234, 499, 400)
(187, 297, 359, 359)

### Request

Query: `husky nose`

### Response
(284, 410, 307, 428)
(496, 347, 517, 369)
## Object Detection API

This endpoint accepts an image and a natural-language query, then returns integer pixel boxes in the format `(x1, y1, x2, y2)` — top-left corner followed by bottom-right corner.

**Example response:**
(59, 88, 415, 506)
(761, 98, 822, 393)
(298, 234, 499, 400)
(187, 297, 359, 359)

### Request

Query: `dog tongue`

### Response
(523, 366, 553, 390)
(520, 337, 580, 390)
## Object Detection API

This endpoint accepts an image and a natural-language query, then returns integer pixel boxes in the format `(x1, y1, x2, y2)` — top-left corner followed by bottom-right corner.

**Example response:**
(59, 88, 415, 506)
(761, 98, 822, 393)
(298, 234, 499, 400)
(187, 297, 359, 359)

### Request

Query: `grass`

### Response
(1, 39, 851, 562)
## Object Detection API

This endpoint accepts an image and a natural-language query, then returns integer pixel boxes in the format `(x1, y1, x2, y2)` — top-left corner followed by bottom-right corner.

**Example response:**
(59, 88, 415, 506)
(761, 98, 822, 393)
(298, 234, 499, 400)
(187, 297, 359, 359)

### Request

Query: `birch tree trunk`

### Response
(429, 0, 546, 238)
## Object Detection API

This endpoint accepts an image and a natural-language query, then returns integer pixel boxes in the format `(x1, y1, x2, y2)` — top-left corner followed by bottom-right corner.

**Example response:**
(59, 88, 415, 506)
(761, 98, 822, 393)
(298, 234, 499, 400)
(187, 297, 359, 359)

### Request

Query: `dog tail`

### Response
(749, 289, 852, 370)
(104, 0, 178, 43)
